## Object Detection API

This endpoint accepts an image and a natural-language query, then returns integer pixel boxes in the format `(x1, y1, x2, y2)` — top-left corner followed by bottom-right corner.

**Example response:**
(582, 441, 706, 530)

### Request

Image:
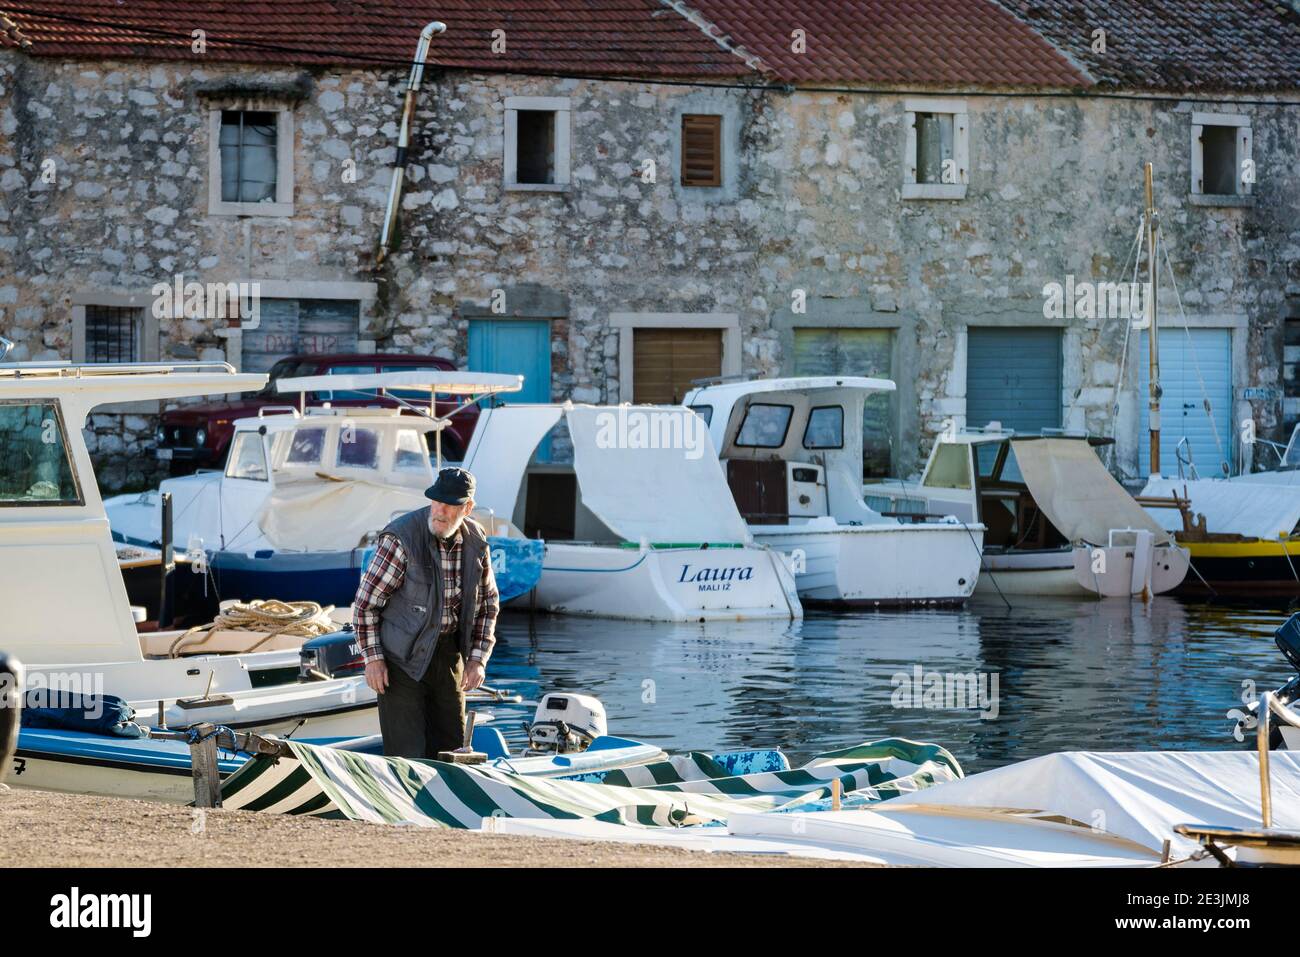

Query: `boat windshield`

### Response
(1284, 424, 1300, 468)
(0, 399, 82, 506)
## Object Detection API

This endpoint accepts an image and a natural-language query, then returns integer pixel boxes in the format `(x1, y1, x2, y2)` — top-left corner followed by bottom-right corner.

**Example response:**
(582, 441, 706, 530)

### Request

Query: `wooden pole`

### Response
(189, 724, 222, 809)
(1144, 162, 1162, 476)
(158, 491, 173, 628)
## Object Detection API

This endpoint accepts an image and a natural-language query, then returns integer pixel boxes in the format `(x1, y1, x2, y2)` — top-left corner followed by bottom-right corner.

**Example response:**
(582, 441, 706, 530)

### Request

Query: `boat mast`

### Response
(1144, 162, 1161, 476)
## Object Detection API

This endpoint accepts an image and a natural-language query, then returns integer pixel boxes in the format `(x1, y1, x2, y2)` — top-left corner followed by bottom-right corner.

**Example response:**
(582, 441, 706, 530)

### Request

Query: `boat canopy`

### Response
(1011, 438, 1172, 545)
(567, 406, 749, 543)
(1141, 476, 1300, 539)
(0, 362, 265, 425)
(464, 404, 751, 543)
(276, 370, 523, 398)
(464, 405, 564, 524)
(903, 749, 1300, 858)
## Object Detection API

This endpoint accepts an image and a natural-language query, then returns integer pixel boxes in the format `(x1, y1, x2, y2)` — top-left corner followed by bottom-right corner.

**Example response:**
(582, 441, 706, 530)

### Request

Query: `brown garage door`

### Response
(633, 328, 722, 404)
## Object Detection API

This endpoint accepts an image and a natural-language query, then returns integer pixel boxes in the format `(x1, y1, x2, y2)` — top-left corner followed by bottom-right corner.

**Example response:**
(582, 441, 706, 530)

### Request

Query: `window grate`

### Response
(85, 305, 139, 363)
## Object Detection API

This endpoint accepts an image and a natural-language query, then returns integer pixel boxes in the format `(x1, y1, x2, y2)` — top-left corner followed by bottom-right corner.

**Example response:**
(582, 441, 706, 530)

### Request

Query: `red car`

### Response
(155, 353, 481, 471)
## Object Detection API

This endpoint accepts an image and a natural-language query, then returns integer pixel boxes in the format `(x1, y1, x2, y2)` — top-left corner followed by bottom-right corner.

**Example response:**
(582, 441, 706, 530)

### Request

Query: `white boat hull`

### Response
(525, 543, 802, 621)
(977, 544, 1190, 598)
(750, 522, 983, 604)
(11, 750, 205, 803)
(977, 550, 1091, 597)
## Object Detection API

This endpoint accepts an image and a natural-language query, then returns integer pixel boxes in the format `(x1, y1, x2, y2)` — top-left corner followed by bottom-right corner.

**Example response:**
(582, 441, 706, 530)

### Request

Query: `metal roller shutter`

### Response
(1139, 327, 1232, 478)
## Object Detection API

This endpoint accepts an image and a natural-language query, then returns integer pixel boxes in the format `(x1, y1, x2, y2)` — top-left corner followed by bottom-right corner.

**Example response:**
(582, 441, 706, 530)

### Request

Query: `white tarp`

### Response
(899, 749, 1300, 857)
(1141, 476, 1300, 540)
(1011, 438, 1172, 545)
(462, 406, 564, 522)
(567, 405, 750, 544)
(258, 478, 428, 551)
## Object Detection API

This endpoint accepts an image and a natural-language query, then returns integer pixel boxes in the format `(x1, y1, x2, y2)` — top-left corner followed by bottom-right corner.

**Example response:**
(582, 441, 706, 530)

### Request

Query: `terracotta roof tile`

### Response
(995, 0, 1300, 92)
(686, 0, 1090, 87)
(0, 1, 752, 77)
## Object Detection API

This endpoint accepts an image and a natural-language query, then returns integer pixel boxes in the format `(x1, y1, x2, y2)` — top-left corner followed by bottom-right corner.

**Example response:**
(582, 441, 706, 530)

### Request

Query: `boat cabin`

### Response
(0, 361, 266, 666)
(684, 376, 896, 528)
(866, 426, 1117, 553)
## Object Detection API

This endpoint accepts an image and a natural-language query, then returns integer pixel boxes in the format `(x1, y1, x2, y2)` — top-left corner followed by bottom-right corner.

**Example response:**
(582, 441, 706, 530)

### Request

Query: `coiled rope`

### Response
(168, 599, 338, 657)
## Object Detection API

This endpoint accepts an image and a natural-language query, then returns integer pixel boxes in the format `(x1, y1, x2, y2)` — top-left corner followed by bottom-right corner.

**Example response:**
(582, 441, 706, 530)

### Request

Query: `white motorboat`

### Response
(0, 358, 377, 738)
(463, 403, 802, 621)
(864, 427, 1189, 598)
(684, 376, 985, 605)
(106, 370, 543, 614)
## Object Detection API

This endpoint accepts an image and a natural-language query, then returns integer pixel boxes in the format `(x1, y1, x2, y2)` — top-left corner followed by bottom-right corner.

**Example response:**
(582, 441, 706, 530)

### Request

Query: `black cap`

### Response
(425, 466, 476, 506)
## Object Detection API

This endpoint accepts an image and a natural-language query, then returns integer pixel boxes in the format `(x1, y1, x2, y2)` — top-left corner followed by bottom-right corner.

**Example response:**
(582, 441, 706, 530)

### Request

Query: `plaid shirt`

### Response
(352, 516, 499, 667)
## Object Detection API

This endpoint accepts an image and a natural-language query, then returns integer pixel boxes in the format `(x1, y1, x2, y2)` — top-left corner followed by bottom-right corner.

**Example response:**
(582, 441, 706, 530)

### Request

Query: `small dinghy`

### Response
(8, 688, 513, 803)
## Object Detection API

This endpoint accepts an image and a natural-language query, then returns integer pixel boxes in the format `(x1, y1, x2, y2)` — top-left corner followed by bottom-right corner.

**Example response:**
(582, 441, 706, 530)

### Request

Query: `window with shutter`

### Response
(681, 114, 722, 187)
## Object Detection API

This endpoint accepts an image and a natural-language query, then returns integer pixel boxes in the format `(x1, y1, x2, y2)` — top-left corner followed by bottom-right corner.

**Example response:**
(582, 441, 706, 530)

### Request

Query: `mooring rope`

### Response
(168, 599, 338, 657)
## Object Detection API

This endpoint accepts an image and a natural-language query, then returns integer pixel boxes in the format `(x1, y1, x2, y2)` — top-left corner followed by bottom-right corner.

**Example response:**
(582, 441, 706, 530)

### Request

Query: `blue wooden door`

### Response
(469, 319, 553, 458)
(966, 327, 1062, 480)
(1140, 328, 1232, 478)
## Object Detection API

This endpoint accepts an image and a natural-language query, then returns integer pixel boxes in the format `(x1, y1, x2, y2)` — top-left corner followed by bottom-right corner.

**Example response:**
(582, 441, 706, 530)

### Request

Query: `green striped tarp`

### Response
(219, 738, 962, 828)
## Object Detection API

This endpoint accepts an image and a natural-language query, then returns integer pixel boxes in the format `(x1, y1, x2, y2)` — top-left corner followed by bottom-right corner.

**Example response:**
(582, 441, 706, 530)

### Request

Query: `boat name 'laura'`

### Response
(678, 564, 754, 591)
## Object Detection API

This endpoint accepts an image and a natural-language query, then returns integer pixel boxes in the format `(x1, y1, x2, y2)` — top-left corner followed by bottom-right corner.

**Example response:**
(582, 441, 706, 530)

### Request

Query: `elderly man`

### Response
(352, 466, 499, 759)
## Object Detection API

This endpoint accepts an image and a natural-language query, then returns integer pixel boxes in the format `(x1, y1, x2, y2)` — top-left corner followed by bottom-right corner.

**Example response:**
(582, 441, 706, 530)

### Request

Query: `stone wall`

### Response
(1, 48, 1297, 489)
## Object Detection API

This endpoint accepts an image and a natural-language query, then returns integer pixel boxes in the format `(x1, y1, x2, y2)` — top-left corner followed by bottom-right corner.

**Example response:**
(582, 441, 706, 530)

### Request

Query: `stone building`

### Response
(1, 0, 1298, 491)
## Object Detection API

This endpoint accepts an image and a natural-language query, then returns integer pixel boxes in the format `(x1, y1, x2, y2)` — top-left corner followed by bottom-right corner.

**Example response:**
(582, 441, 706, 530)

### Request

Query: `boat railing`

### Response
(0, 360, 239, 378)
(1257, 690, 1300, 828)
(1175, 436, 1200, 481)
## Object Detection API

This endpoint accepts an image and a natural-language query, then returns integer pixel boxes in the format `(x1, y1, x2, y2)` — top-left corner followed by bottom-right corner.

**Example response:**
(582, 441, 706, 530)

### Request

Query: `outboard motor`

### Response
(0, 653, 22, 785)
(1230, 613, 1300, 749)
(298, 626, 365, 681)
(524, 693, 607, 754)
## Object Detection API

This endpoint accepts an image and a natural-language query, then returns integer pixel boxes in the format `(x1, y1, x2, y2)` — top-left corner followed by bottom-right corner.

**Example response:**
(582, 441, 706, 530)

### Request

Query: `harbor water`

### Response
(485, 595, 1298, 774)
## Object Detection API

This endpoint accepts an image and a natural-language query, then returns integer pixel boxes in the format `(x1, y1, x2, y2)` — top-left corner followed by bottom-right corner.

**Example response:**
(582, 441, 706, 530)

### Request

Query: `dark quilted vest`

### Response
(376, 507, 486, 682)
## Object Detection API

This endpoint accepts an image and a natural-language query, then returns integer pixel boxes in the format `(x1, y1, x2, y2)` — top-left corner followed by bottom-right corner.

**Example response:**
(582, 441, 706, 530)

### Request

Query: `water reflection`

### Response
(484, 595, 1296, 774)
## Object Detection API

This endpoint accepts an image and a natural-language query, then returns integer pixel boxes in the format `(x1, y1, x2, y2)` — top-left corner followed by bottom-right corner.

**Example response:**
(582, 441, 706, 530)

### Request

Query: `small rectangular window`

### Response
(803, 406, 844, 449)
(0, 400, 82, 506)
(915, 112, 954, 185)
(219, 110, 278, 204)
(515, 110, 555, 185)
(689, 404, 713, 427)
(337, 428, 380, 469)
(903, 100, 968, 200)
(681, 114, 722, 187)
(85, 306, 140, 363)
(285, 427, 327, 466)
(1201, 125, 1238, 196)
(735, 403, 793, 448)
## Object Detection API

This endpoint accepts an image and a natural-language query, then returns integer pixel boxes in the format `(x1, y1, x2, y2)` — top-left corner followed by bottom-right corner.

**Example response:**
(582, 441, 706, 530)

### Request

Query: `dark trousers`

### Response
(377, 636, 466, 759)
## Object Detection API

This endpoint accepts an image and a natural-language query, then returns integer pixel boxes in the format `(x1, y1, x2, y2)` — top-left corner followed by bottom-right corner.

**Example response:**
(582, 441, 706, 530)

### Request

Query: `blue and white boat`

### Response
(106, 371, 544, 616)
